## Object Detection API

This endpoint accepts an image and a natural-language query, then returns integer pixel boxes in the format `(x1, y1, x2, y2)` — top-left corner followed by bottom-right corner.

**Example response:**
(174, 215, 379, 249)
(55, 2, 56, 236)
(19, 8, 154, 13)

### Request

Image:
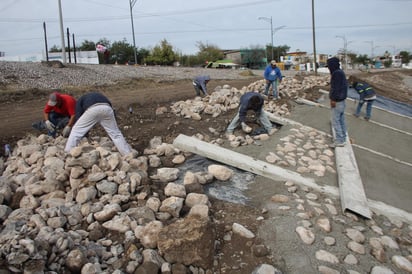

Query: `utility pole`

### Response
(129, 0, 138, 65)
(258, 16, 274, 61)
(336, 35, 347, 70)
(58, 0, 66, 64)
(43, 22, 49, 62)
(274, 25, 286, 62)
(312, 0, 317, 75)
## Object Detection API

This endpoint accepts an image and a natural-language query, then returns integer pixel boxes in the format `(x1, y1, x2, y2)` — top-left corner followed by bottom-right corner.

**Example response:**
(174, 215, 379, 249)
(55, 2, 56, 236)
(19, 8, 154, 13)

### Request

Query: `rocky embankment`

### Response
(0, 61, 259, 91)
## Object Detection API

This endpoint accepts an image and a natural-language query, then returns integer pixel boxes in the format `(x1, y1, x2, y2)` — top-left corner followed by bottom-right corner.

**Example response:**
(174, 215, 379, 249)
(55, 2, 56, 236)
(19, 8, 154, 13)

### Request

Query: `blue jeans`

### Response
(355, 100, 374, 119)
(227, 110, 273, 133)
(47, 112, 69, 137)
(264, 80, 278, 97)
(331, 101, 347, 144)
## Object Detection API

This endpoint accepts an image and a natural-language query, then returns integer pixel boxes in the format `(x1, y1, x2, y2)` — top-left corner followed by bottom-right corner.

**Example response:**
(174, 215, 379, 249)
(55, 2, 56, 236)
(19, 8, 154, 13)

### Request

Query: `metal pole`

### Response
(129, 0, 138, 65)
(258, 16, 273, 62)
(336, 35, 347, 70)
(312, 0, 317, 75)
(58, 0, 66, 64)
(270, 16, 274, 61)
(43, 22, 49, 62)
(66, 27, 71, 63)
(72, 33, 77, 64)
(273, 25, 286, 62)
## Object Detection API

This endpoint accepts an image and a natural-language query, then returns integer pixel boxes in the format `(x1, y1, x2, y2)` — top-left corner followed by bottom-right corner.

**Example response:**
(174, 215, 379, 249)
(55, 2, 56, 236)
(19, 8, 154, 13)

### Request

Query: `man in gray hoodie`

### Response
(193, 75, 210, 96)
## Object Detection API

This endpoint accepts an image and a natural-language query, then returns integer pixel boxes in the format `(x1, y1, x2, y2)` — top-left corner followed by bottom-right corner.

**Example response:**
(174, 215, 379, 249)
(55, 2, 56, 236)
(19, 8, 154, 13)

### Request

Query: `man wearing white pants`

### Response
(65, 92, 132, 156)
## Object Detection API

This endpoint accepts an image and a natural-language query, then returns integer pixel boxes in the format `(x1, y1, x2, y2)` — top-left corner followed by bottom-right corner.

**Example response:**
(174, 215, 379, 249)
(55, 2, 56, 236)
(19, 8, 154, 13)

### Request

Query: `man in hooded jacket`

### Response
(327, 57, 348, 148)
(193, 75, 210, 96)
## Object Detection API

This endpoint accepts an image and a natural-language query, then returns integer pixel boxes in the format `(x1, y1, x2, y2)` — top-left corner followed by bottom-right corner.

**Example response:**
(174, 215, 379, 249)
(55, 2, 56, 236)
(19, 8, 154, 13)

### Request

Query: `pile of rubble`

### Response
(0, 74, 332, 273)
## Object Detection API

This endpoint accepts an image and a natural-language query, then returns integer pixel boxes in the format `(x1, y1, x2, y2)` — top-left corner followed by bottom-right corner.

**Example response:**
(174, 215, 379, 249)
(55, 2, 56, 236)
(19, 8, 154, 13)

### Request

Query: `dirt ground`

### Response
(0, 66, 411, 273)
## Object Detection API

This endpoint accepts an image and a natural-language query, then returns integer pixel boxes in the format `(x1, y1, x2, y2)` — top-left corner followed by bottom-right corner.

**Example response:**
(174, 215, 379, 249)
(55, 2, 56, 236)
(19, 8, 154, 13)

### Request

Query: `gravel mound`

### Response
(0, 61, 258, 91)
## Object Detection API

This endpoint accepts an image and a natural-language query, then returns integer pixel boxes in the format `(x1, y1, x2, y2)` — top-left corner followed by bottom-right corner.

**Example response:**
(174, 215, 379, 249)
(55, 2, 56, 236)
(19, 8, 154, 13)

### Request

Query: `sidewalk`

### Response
(287, 98, 412, 213)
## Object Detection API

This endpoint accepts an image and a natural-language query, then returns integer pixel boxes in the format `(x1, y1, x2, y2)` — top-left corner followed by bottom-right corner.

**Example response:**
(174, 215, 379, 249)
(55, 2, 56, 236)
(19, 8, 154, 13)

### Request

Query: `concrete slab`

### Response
(286, 100, 412, 213)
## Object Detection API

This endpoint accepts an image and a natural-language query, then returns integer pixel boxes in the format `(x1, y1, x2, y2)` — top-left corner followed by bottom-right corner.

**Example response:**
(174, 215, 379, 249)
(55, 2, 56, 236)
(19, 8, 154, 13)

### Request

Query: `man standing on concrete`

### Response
(193, 75, 210, 97)
(352, 80, 377, 121)
(263, 60, 283, 100)
(327, 57, 348, 148)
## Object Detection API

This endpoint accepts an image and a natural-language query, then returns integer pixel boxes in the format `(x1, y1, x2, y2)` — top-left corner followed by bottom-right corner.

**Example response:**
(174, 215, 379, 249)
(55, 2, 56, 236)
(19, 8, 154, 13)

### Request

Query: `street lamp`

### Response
(336, 35, 352, 70)
(258, 16, 273, 61)
(129, 0, 138, 64)
(273, 25, 286, 61)
(364, 40, 379, 59)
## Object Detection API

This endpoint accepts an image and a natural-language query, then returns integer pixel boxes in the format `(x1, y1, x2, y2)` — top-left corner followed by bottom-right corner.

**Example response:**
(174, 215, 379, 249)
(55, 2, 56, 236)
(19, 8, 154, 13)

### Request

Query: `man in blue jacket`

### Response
(263, 60, 283, 100)
(327, 57, 348, 148)
(352, 81, 377, 121)
(193, 75, 210, 97)
(226, 91, 276, 136)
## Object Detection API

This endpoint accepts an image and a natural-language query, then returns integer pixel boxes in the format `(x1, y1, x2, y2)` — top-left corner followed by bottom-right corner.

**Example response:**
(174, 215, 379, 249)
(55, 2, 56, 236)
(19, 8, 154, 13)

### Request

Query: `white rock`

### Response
(232, 223, 255, 239)
(295, 226, 315, 245)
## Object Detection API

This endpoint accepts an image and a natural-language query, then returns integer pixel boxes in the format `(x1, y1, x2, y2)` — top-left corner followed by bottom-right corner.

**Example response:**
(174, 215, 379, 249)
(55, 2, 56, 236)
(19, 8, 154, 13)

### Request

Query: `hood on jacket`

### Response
(327, 57, 341, 73)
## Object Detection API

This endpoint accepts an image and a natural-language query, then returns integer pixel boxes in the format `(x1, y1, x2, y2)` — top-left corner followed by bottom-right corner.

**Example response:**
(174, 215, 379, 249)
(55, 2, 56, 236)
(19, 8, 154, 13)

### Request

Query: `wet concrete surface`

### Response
(287, 99, 412, 213)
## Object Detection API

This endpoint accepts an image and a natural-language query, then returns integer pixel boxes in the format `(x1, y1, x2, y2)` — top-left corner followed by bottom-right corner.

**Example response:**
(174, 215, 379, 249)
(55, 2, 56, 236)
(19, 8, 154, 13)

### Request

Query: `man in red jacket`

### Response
(32, 92, 76, 137)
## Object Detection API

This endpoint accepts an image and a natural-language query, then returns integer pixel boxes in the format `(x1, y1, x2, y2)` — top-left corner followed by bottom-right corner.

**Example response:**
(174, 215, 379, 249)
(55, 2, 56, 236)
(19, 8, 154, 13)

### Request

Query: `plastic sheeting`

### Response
(175, 155, 255, 205)
(348, 88, 412, 117)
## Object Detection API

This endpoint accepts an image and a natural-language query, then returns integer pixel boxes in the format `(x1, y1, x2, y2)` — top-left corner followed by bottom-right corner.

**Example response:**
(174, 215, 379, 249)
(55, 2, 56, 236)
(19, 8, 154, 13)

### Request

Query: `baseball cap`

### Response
(270, 60, 277, 65)
(47, 92, 58, 106)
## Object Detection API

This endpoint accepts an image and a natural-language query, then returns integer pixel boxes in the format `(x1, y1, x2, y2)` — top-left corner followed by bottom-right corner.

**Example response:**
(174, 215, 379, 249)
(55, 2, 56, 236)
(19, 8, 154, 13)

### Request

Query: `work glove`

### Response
(241, 122, 252, 133)
(62, 126, 71, 138)
(44, 120, 55, 132)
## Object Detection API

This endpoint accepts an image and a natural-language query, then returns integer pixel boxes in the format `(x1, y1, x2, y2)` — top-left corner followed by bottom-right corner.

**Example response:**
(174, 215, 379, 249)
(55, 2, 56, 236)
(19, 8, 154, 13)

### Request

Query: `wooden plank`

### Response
(173, 134, 339, 196)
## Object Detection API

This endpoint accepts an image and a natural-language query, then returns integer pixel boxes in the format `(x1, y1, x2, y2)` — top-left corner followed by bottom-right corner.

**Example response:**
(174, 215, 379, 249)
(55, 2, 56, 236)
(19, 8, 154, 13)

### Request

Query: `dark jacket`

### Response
(327, 57, 348, 102)
(238, 92, 264, 123)
(353, 82, 376, 101)
(75, 92, 112, 121)
(193, 75, 210, 94)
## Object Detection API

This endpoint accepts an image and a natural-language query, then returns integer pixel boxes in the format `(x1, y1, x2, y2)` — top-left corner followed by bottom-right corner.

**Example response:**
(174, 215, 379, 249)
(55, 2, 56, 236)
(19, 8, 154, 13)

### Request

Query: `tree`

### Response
(79, 40, 96, 51)
(272, 45, 290, 62)
(145, 39, 177, 65)
(196, 41, 224, 65)
(136, 48, 150, 64)
(110, 39, 135, 64)
(49, 45, 61, 53)
(399, 51, 411, 64)
(240, 45, 266, 69)
(354, 54, 370, 65)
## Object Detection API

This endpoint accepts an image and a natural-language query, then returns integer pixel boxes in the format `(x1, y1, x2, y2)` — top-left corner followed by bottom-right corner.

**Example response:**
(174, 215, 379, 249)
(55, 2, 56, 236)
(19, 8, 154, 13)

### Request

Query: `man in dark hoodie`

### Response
(327, 57, 348, 148)
(226, 91, 276, 136)
(193, 75, 210, 96)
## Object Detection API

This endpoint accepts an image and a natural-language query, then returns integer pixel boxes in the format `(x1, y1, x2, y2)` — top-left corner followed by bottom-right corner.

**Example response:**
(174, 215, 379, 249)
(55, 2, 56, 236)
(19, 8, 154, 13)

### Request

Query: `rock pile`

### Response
(0, 133, 253, 273)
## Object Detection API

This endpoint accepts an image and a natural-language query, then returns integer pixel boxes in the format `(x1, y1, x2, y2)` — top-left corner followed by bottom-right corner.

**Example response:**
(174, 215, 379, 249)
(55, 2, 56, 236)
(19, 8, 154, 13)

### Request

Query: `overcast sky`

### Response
(1, 0, 411, 58)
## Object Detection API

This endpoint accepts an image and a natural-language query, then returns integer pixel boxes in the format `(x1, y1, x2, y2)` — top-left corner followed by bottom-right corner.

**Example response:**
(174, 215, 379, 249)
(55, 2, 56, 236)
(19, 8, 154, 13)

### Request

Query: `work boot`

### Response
(241, 122, 252, 133)
(225, 131, 235, 140)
